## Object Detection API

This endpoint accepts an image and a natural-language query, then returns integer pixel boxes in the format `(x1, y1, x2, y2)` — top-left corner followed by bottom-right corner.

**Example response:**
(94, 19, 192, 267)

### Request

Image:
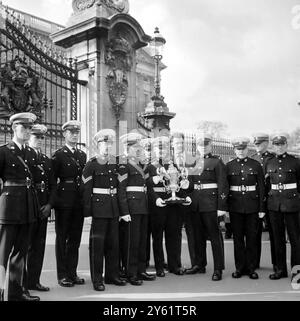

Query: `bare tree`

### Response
(197, 120, 228, 139)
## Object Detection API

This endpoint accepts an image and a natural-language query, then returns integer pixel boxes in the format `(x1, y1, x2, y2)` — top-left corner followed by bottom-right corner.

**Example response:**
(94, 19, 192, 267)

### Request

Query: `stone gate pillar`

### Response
(51, 0, 150, 156)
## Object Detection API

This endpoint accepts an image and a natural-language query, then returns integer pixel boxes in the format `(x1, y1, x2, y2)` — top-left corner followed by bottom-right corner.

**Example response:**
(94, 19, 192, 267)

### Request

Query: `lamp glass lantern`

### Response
(149, 27, 166, 59)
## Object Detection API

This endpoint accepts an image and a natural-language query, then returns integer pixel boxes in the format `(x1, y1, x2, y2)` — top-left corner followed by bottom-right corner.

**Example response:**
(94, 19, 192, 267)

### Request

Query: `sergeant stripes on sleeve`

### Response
(118, 173, 128, 183)
(82, 175, 92, 185)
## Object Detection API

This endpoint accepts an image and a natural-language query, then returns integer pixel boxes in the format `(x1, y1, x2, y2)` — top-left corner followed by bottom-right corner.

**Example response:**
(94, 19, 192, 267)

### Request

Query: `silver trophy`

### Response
(157, 161, 190, 205)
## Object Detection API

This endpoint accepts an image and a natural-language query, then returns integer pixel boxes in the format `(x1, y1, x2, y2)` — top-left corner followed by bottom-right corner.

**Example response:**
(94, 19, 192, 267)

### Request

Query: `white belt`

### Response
(126, 186, 147, 193)
(194, 183, 218, 190)
(93, 188, 117, 195)
(271, 183, 297, 191)
(154, 187, 167, 193)
(230, 185, 256, 192)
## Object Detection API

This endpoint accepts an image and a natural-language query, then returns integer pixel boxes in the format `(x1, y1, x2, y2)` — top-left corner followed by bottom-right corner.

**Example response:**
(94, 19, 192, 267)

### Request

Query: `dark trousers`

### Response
(0, 224, 30, 300)
(89, 217, 119, 285)
(184, 209, 203, 267)
(255, 212, 277, 269)
(146, 213, 152, 266)
(192, 211, 225, 271)
(255, 218, 263, 268)
(150, 207, 168, 271)
(25, 218, 48, 287)
(269, 211, 300, 273)
(55, 208, 84, 280)
(230, 212, 259, 272)
(119, 214, 148, 278)
(165, 205, 184, 272)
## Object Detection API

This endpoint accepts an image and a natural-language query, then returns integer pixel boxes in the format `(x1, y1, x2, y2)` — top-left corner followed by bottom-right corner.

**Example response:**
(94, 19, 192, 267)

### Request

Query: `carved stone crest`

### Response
(72, 0, 96, 12)
(0, 56, 44, 119)
(105, 34, 133, 119)
(72, 0, 129, 14)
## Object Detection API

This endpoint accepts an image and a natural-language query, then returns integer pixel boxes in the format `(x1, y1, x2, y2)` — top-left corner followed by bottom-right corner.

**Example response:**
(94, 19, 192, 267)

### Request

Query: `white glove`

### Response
(259, 212, 266, 219)
(153, 176, 161, 185)
(217, 211, 228, 217)
(183, 196, 192, 206)
(84, 217, 92, 225)
(119, 215, 132, 222)
(156, 198, 167, 208)
(180, 179, 190, 190)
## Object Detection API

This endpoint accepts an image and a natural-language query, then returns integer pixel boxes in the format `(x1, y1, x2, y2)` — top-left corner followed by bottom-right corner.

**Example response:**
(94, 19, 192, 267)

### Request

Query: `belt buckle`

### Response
(41, 181, 46, 193)
(196, 184, 202, 191)
(241, 185, 247, 192)
(26, 178, 31, 189)
(76, 176, 81, 186)
(278, 183, 284, 191)
(110, 188, 115, 196)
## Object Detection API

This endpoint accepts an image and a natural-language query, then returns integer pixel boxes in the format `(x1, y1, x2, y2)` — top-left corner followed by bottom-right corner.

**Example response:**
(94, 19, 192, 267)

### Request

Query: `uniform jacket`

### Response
(147, 159, 193, 205)
(118, 156, 149, 216)
(31, 151, 57, 208)
(82, 155, 119, 219)
(251, 150, 275, 174)
(0, 142, 39, 224)
(265, 153, 300, 212)
(52, 146, 87, 209)
(189, 153, 229, 212)
(226, 157, 265, 214)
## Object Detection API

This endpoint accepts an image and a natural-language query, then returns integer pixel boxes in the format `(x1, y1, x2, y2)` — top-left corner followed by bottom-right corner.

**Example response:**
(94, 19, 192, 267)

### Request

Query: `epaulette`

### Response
(212, 154, 222, 160)
(227, 158, 236, 164)
(0, 143, 8, 148)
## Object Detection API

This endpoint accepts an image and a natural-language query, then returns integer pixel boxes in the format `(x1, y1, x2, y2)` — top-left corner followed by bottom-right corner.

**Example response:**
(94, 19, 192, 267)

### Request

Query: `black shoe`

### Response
(58, 277, 74, 287)
(28, 283, 50, 292)
(138, 272, 156, 281)
(93, 283, 105, 291)
(70, 276, 85, 285)
(172, 267, 186, 276)
(128, 276, 143, 286)
(269, 271, 288, 280)
(10, 292, 40, 302)
(198, 267, 206, 274)
(156, 270, 166, 277)
(212, 270, 222, 281)
(232, 271, 242, 278)
(105, 278, 127, 286)
(0, 290, 4, 302)
(185, 265, 200, 275)
(249, 271, 259, 280)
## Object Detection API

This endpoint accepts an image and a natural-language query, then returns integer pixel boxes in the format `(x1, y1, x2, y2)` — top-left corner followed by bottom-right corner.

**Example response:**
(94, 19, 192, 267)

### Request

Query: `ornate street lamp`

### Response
(138, 27, 176, 136)
(150, 27, 166, 98)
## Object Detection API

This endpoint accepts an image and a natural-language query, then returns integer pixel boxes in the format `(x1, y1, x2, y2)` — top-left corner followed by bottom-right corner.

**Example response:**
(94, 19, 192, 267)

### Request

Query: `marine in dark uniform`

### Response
(0, 113, 40, 301)
(118, 132, 156, 286)
(188, 134, 228, 281)
(26, 124, 56, 292)
(140, 138, 154, 269)
(250, 133, 276, 271)
(52, 121, 87, 287)
(265, 133, 300, 281)
(150, 132, 192, 276)
(147, 136, 174, 277)
(226, 138, 265, 280)
(82, 129, 127, 291)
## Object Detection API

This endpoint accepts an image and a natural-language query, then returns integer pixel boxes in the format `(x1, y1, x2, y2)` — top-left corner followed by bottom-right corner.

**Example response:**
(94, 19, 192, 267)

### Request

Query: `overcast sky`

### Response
(5, 0, 300, 137)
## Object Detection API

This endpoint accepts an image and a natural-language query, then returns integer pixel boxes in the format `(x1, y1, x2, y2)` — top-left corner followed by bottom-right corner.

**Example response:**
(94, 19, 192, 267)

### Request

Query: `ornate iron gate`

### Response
(0, 5, 86, 156)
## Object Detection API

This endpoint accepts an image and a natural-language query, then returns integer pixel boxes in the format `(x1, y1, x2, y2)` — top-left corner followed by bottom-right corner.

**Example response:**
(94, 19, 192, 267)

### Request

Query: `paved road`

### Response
(27, 223, 300, 301)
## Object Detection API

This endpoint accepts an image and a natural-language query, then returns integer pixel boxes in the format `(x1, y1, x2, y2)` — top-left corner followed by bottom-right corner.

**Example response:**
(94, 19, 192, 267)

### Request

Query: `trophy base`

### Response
(164, 197, 189, 205)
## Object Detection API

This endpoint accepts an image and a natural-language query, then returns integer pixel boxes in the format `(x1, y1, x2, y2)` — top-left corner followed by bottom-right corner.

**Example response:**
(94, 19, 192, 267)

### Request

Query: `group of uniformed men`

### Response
(0, 112, 300, 301)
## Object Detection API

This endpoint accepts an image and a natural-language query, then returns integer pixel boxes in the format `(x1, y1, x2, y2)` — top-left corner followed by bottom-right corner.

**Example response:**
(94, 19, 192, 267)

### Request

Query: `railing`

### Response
(6, 6, 65, 35)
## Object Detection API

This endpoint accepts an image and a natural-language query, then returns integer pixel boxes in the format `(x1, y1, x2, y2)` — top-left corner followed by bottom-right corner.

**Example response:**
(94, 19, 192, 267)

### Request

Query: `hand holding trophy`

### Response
(156, 161, 191, 205)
